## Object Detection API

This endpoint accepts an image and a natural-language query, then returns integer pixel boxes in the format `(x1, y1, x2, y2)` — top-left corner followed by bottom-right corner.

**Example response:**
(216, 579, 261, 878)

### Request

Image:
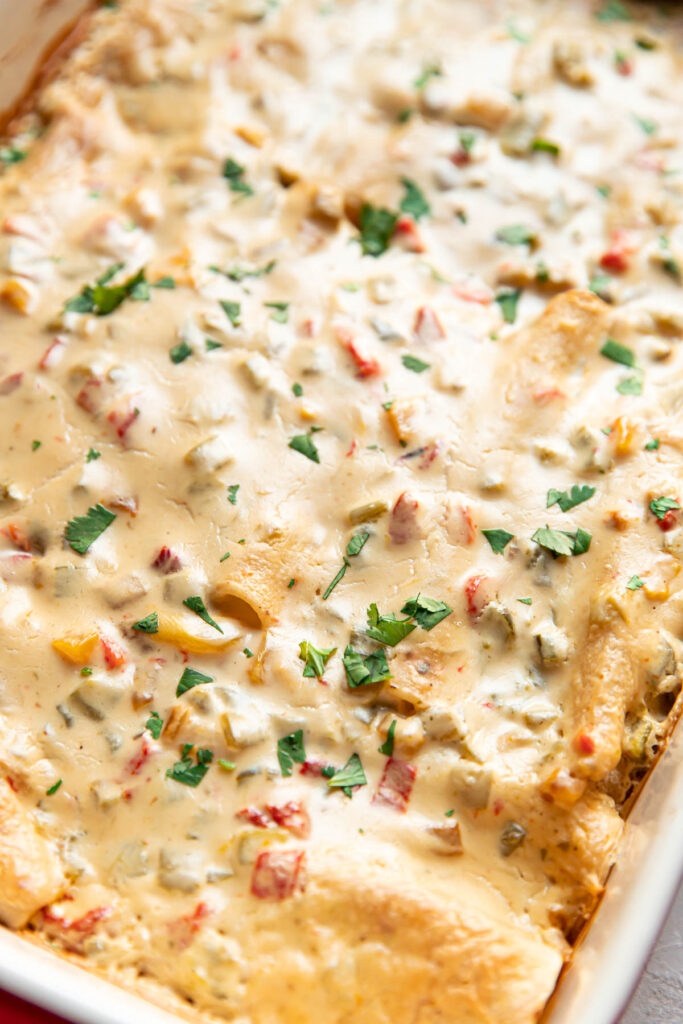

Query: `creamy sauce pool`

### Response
(1, 1, 683, 1022)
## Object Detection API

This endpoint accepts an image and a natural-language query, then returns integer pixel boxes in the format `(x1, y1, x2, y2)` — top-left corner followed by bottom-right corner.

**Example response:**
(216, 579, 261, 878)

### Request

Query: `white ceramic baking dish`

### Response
(0, 3, 681, 1022)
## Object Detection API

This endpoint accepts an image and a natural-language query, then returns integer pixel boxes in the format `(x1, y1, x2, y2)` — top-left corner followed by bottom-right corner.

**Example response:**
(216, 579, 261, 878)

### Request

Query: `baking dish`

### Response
(0, 3, 681, 1023)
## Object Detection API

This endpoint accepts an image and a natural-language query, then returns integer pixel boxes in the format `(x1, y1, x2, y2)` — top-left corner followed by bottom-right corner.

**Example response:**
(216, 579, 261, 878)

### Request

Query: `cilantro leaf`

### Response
(65, 267, 147, 316)
(146, 711, 163, 738)
(617, 373, 643, 395)
(206, 339, 222, 351)
(342, 646, 391, 688)
(224, 260, 276, 282)
(482, 528, 514, 554)
(346, 532, 369, 557)
(626, 575, 645, 590)
(0, 146, 27, 165)
(601, 338, 636, 367)
(177, 667, 214, 697)
(65, 503, 116, 554)
(170, 340, 192, 364)
(378, 719, 396, 756)
(400, 594, 453, 630)
(277, 730, 306, 777)
(132, 612, 159, 634)
(645, 439, 660, 451)
(546, 484, 596, 513)
(322, 560, 348, 600)
(46, 780, 62, 796)
(166, 745, 213, 787)
(218, 759, 236, 771)
(596, 0, 631, 21)
(399, 178, 430, 221)
(86, 448, 101, 462)
(265, 301, 289, 323)
(531, 138, 560, 156)
(223, 157, 253, 196)
(366, 602, 416, 646)
(495, 224, 537, 246)
(227, 484, 239, 505)
(531, 525, 592, 557)
(220, 300, 241, 327)
(299, 640, 337, 678)
(153, 276, 176, 289)
(517, 597, 532, 605)
(328, 752, 367, 796)
(288, 434, 320, 463)
(495, 288, 521, 324)
(359, 204, 398, 257)
(402, 354, 431, 373)
(183, 595, 223, 633)
(413, 62, 442, 89)
(292, 382, 303, 397)
(650, 496, 680, 520)
(634, 114, 657, 136)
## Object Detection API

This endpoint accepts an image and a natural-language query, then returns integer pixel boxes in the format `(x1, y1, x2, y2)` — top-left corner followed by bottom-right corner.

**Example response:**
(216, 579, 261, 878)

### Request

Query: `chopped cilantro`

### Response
(322, 560, 349, 600)
(206, 338, 222, 351)
(650, 496, 680, 520)
(46, 780, 62, 796)
(397, 107, 414, 123)
(265, 301, 289, 323)
(277, 730, 306, 777)
(220, 300, 241, 327)
(346, 532, 369, 557)
(589, 273, 613, 300)
(289, 433, 320, 463)
(166, 745, 213, 787)
(633, 114, 657, 135)
(132, 612, 159, 634)
(328, 752, 367, 796)
(65, 266, 147, 317)
(359, 204, 398, 257)
(65, 503, 116, 554)
(343, 645, 391, 688)
(531, 138, 560, 156)
(366, 602, 416, 646)
(243, 647, 253, 658)
(146, 711, 163, 738)
(86, 448, 101, 462)
(80, 667, 93, 676)
(596, 0, 631, 21)
(223, 157, 253, 196)
(459, 129, 476, 155)
(626, 575, 645, 590)
(531, 525, 592, 557)
(227, 484, 240, 505)
(495, 288, 521, 324)
(292, 382, 303, 397)
(399, 177, 430, 220)
(177, 667, 214, 697)
(224, 260, 276, 282)
(382, 399, 394, 411)
(402, 354, 431, 373)
(506, 19, 531, 43)
(601, 338, 636, 367)
(482, 529, 514, 554)
(288, 578, 296, 588)
(0, 147, 27, 165)
(597, 184, 612, 198)
(299, 640, 337, 678)
(218, 759, 236, 771)
(183, 595, 223, 633)
(413, 62, 442, 89)
(495, 224, 537, 246)
(220, 551, 230, 562)
(170, 340, 192, 364)
(400, 594, 453, 630)
(546, 484, 596, 513)
(517, 597, 533, 605)
(635, 36, 656, 51)
(616, 372, 643, 396)
(645, 438, 660, 451)
(153, 276, 176, 289)
(378, 719, 396, 756)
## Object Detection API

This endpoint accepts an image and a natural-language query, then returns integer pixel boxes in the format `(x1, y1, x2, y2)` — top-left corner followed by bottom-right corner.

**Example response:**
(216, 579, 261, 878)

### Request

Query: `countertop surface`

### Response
(2, 886, 682, 1023)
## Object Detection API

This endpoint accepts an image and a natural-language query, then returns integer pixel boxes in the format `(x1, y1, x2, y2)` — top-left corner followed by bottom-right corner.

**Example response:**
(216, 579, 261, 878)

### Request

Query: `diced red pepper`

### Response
(464, 573, 490, 619)
(125, 737, 155, 776)
(151, 546, 182, 573)
(101, 636, 127, 670)
(39, 337, 67, 370)
(76, 378, 103, 415)
(168, 901, 211, 952)
(573, 731, 595, 756)
(657, 510, 678, 532)
(394, 214, 425, 253)
(236, 806, 272, 828)
(1, 522, 30, 552)
(600, 229, 636, 274)
(43, 905, 113, 935)
(267, 801, 311, 839)
(299, 759, 332, 777)
(533, 386, 566, 404)
(107, 402, 139, 439)
(389, 491, 420, 544)
(615, 54, 633, 76)
(0, 372, 23, 396)
(452, 281, 492, 305)
(413, 305, 445, 344)
(337, 328, 382, 378)
(373, 758, 416, 813)
(251, 850, 306, 900)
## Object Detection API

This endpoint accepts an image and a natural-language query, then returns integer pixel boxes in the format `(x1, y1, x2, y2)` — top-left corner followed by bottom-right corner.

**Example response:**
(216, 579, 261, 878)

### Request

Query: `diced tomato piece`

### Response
(151, 546, 182, 573)
(615, 54, 633, 76)
(452, 281, 492, 305)
(44, 905, 113, 934)
(373, 758, 416, 812)
(464, 573, 491, 618)
(460, 505, 476, 545)
(3, 215, 42, 239)
(451, 147, 471, 168)
(345, 438, 358, 457)
(76, 378, 103, 414)
(39, 337, 67, 370)
(600, 229, 636, 274)
(389, 491, 420, 544)
(0, 372, 23, 396)
(657, 510, 678, 532)
(267, 801, 311, 839)
(413, 305, 445, 344)
(168, 901, 211, 951)
(299, 759, 332, 777)
(533, 386, 566, 404)
(394, 214, 425, 253)
(337, 328, 382, 378)
(418, 441, 440, 469)
(1, 522, 31, 552)
(251, 850, 306, 900)
(101, 636, 127, 669)
(573, 731, 595, 756)
(236, 806, 272, 828)
(107, 402, 139, 439)
(125, 737, 156, 776)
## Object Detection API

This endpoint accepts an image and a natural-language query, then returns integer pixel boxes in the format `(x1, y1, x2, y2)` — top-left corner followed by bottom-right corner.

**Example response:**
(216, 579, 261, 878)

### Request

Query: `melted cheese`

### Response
(1, 1, 683, 1021)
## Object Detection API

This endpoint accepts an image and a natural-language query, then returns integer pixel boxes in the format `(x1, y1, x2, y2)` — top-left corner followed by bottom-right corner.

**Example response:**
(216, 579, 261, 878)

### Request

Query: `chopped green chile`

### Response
(499, 821, 527, 857)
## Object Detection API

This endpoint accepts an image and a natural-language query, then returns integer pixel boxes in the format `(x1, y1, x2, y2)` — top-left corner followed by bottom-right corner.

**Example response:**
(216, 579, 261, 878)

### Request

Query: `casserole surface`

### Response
(1, 2, 683, 1022)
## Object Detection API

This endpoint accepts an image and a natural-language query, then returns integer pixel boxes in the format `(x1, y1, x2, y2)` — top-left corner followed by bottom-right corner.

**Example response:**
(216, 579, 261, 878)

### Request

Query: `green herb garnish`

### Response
(65, 503, 116, 554)
(546, 484, 596, 513)
(626, 575, 645, 590)
(227, 484, 239, 505)
(378, 719, 396, 756)
(183, 596, 223, 633)
(170, 340, 192, 364)
(399, 177, 430, 220)
(132, 612, 159, 634)
(328, 752, 367, 796)
(166, 745, 213, 787)
(650, 496, 680, 520)
(220, 300, 241, 327)
(176, 667, 214, 697)
(400, 594, 453, 630)
(402, 354, 430, 373)
(359, 204, 398, 257)
(366, 602, 416, 646)
(289, 433, 320, 463)
(342, 645, 391, 688)
(601, 338, 636, 367)
(299, 640, 337, 678)
(482, 529, 514, 554)
(277, 730, 306, 777)
(146, 711, 163, 738)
